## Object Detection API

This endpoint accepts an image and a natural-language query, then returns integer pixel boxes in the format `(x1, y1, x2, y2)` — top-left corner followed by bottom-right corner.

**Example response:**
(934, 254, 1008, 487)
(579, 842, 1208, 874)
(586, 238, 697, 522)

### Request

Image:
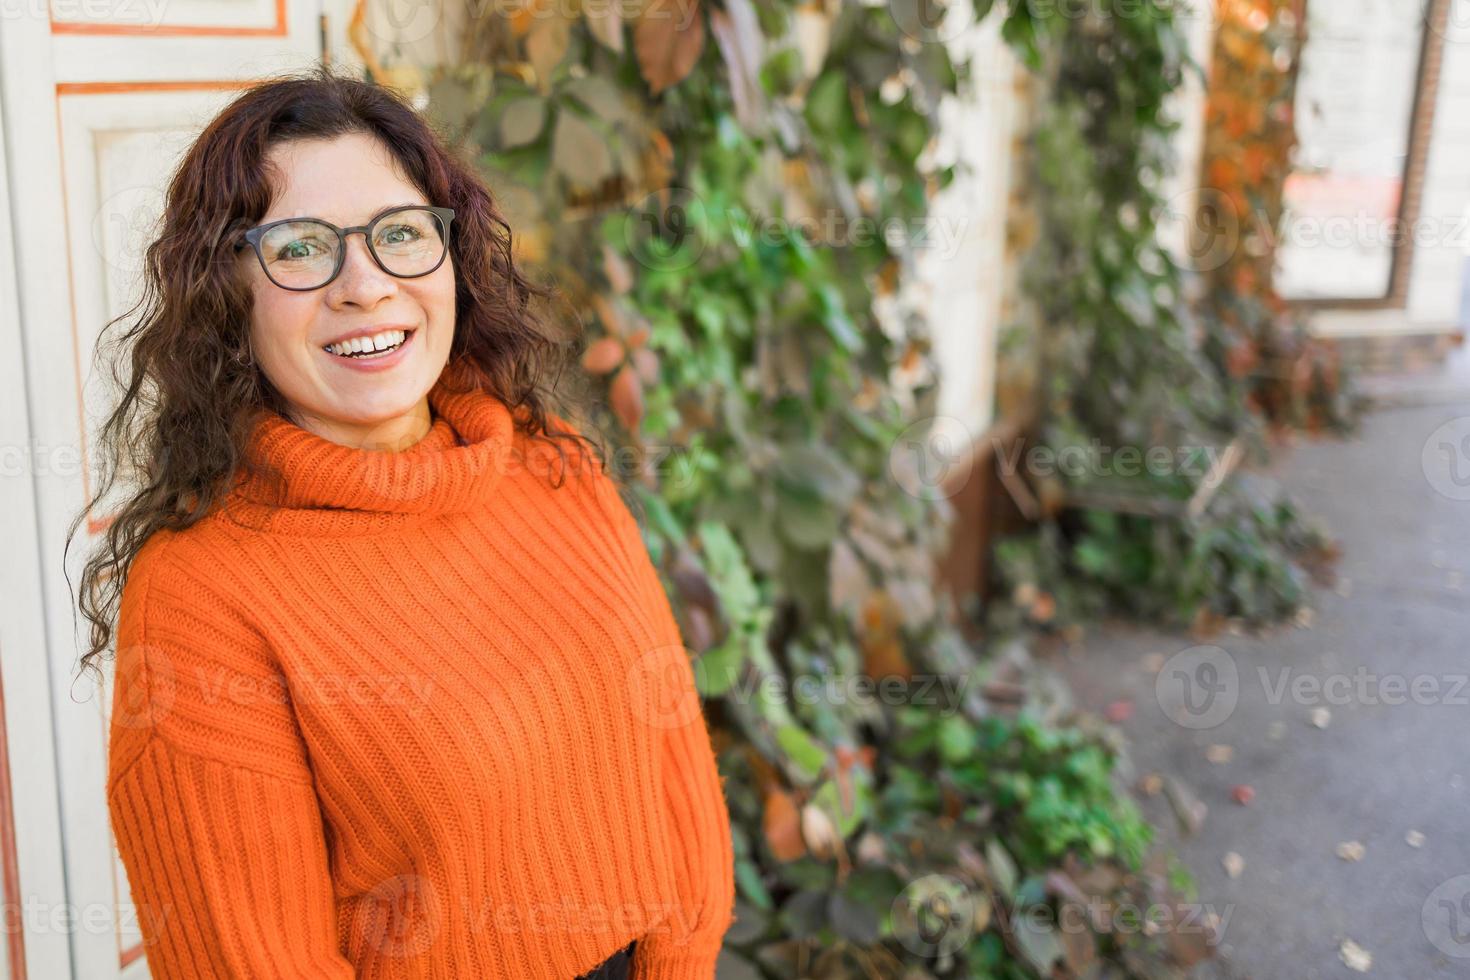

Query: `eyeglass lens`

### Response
(258, 208, 448, 289)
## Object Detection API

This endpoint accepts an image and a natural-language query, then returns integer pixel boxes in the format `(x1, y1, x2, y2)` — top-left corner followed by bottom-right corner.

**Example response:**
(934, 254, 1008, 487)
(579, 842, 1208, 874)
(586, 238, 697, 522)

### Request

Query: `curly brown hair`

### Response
(67, 64, 606, 686)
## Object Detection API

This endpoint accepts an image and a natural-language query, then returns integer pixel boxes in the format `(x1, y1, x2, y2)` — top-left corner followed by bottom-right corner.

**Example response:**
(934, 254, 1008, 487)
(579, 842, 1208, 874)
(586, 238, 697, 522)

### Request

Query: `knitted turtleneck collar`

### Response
(223, 360, 517, 536)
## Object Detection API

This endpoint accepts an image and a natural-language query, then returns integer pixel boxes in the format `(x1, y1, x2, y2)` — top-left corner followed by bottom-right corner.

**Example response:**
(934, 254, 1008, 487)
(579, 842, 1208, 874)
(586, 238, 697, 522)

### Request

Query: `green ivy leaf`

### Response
(816, 282, 862, 352)
(498, 98, 546, 148)
(985, 839, 1019, 898)
(735, 864, 773, 913)
(694, 639, 744, 696)
(1000, 11, 1041, 70)
(937, 715, 973, 765)
(827, 888, 881, 945)
(1014, 908, 1064, 975)
(776, 724, 828, 781)
(812, 774, 871, 838)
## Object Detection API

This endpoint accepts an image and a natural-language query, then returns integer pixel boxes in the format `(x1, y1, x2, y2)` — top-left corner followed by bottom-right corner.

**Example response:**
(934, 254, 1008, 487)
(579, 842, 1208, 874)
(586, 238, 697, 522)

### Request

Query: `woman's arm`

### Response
(628, 645, 737, 980)
(547, 411, 737, 977)
(106, 535, 356, 979)
(585, 472, 737, 979)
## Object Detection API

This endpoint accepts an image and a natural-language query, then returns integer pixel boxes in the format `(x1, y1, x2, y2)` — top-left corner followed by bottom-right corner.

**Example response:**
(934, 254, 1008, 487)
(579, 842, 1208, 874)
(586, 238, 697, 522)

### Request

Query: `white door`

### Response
(0, 2, 364, 976)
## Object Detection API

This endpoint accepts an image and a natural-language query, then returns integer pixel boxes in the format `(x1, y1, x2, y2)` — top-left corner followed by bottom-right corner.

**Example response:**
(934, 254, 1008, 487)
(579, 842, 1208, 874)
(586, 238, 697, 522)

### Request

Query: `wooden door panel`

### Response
(0, 2, 339, 975)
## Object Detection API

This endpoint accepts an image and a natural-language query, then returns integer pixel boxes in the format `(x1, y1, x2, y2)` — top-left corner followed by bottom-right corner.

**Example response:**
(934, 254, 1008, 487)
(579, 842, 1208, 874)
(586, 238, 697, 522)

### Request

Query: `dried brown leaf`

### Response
(634, 0, 706, 95)
(581, 336, 626, 376)
(609, 362, 644, 433)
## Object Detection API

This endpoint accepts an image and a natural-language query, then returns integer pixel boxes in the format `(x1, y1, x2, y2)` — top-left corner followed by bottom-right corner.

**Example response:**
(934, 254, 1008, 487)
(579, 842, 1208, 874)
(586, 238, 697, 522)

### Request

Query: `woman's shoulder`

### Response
(110, 518, 312, 786)
(124, 512, 263, 604)
(122, 525, 206, 615)
(118, 515, 281, 671)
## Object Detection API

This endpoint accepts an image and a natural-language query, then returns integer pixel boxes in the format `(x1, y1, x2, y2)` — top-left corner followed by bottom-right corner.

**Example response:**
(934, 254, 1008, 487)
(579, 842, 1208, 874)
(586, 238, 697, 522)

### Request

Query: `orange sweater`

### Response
(106, 362, 736, 979)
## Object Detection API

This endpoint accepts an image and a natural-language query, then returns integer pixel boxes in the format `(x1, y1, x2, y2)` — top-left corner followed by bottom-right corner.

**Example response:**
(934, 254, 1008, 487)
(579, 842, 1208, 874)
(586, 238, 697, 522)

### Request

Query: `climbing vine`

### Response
(1195, 0, 1361, 433)
(391, 0, 1212, 974)
(985, 0, 1339, 633)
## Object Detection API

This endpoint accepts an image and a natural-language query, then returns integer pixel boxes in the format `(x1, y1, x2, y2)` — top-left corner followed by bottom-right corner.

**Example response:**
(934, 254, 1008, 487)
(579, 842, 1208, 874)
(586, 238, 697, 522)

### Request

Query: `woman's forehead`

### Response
(261, 134, 423, 224)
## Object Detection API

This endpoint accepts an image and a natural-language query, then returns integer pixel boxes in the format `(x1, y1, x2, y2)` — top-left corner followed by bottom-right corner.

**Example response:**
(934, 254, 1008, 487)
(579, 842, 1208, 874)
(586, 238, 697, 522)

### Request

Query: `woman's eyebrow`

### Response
(270, 202, 429, 224)
(363, 201, 429, 223)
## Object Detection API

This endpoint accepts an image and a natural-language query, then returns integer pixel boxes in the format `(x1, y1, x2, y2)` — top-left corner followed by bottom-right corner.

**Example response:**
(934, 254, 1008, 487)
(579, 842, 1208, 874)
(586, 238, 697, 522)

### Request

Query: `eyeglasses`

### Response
(235, 205, 456, 291)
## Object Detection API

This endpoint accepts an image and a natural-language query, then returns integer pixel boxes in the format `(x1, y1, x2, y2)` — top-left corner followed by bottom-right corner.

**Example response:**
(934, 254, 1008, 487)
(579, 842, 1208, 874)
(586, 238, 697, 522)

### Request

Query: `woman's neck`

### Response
(285, 398, 434, 452)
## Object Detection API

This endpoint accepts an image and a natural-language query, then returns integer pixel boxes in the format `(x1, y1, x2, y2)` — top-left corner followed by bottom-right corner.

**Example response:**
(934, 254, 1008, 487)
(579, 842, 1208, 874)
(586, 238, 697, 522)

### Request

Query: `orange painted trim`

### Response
(0, 665, 27, 979)
(56, 79, 258, 96)
(51, 93, 91, 547)
(51, 0, 287, 37)
(54, 79, 260, 541)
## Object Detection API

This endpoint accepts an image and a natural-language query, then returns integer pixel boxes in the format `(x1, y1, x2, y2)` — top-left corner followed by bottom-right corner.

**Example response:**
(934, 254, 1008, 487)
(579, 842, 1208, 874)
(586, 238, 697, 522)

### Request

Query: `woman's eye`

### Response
(378, 224, 422, 246)
(274, 238, 327, 261)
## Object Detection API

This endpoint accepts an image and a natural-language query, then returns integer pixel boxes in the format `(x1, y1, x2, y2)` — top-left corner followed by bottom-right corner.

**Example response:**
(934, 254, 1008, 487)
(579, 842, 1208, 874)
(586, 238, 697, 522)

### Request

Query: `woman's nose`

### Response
(329, 232, 396, 306)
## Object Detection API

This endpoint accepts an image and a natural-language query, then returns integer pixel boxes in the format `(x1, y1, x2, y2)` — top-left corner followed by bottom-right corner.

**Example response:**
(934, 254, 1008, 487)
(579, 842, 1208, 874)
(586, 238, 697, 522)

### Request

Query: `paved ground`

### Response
(1047, 369, 1470, 979)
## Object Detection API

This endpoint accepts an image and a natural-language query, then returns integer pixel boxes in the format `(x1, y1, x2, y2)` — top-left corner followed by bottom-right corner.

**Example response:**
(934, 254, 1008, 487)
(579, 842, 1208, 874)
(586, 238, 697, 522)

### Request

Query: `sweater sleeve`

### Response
(631, 646, 737, 980)
(580, 461, 736, 980)
(105, 535, 355, 980)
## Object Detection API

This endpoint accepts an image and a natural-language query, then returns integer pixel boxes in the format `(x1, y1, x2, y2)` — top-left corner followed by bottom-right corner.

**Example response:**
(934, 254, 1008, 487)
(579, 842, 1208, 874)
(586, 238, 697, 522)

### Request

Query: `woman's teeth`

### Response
(324, 329, 409, 358)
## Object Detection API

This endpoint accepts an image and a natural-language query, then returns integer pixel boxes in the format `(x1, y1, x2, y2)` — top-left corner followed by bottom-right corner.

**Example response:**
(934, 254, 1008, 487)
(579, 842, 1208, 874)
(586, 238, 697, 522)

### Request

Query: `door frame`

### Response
(0, 45, 72, 978)
(0, 1, 362, 975)
(1288, 0, 1453, 312)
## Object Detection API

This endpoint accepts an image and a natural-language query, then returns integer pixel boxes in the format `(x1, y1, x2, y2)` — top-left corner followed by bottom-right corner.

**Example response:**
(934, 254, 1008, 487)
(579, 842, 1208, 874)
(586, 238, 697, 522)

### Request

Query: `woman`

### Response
(70, 65, 734, 980)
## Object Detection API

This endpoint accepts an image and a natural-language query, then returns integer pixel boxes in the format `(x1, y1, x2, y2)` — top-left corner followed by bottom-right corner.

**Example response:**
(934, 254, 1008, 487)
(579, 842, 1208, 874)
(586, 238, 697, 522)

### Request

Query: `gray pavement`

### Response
(1048, 386, 1470, 979)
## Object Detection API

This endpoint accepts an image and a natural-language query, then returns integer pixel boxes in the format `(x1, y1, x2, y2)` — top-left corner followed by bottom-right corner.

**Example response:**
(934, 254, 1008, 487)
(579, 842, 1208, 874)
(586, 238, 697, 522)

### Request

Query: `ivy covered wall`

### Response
(331, 0, 1335, 974)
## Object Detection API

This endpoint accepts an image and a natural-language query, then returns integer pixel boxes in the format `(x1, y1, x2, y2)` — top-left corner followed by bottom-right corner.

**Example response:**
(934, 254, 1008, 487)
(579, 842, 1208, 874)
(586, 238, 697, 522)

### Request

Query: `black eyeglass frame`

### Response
(234, 205, 457, 291)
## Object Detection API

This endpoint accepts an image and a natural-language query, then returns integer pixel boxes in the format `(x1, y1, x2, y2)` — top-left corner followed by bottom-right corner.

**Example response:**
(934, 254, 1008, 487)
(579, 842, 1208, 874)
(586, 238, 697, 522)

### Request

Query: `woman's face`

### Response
(242, 131, 456, 447)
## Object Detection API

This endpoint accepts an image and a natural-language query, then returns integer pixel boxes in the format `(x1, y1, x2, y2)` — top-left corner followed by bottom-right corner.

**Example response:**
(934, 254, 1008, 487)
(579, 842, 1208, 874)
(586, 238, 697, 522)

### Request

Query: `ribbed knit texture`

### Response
(106, 361, 736, 979)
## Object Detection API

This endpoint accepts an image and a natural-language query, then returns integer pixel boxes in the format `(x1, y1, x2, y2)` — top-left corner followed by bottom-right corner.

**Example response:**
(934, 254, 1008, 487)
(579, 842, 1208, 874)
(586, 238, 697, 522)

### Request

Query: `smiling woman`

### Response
(67, 64, 734, 980)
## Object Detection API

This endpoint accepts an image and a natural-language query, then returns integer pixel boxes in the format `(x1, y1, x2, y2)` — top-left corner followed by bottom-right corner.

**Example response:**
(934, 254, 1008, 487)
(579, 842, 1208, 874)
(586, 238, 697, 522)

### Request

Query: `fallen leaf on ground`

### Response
(1206, 744, 1234, 764)
(1340, 938, 1372, 972)
(1104, 699, 1134, 723)
(1222, 852, 1244, 878)
(1231, 784, 1255, 805)
(1310, 707, 1332, 729)
(1406, 830, 1425, 848)
(1165, 776, 1208, 836)
(1336, 841, 1365, 862)
(1138, 773, 1163, 796)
